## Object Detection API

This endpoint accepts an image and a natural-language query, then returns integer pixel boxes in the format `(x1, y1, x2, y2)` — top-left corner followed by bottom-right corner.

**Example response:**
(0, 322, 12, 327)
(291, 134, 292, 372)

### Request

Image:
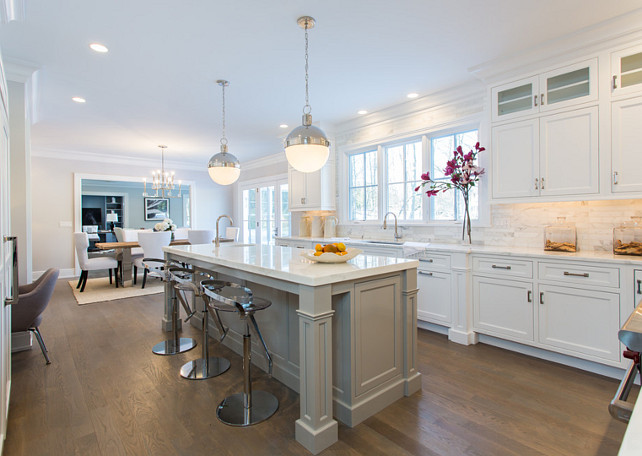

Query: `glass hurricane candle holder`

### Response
(613, 217, 642, 256)
(544, 217, 577, 252)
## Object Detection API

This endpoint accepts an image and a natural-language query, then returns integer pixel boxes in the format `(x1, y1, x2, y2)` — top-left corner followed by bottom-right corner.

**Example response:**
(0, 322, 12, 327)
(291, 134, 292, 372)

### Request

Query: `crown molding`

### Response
(4, 58, 38, 83)
(241, 152, 287, 171)
(470, 8, 642, 83)
(31, 147, 206, 172)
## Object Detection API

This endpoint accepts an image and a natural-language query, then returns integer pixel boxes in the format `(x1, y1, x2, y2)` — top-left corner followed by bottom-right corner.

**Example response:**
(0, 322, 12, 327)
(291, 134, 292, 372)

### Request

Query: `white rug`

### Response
(68, 277, 164, 305)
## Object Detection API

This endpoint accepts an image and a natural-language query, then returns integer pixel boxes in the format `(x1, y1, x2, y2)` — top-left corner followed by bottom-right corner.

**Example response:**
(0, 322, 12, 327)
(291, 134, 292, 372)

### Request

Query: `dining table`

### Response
(94, 238, 233, 286)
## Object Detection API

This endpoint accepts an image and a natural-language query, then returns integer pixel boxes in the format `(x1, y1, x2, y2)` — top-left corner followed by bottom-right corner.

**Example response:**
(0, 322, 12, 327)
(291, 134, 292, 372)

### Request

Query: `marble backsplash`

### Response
(336, 199, 642, 252)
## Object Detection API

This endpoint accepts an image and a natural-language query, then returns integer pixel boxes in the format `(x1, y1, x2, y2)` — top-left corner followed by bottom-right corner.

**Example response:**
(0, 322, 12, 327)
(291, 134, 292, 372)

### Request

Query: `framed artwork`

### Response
(144, 197, 169, 220)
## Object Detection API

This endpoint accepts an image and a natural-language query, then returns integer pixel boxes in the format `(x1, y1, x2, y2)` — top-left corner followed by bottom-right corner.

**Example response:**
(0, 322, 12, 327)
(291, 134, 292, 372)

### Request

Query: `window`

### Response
(348, 150, 378, 221)
(241, 177, 289, 245)
(430, 130, 479, 221)
(345, 128, 480, 224)
(385, 140, 422, 221)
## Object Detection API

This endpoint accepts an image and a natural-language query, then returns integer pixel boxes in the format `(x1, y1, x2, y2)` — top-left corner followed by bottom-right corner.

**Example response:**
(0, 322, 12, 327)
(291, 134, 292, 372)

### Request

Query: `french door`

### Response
(241, 177, 290, 245)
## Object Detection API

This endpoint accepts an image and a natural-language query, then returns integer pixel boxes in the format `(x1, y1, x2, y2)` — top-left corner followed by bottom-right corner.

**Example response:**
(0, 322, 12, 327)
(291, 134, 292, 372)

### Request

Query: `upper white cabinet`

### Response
(492, 106, 599, 199)
(492, 59, 598, 123)
(288, 160, 335, 211)
(611, 96, 642, 193)
(611, 44, 642, 98)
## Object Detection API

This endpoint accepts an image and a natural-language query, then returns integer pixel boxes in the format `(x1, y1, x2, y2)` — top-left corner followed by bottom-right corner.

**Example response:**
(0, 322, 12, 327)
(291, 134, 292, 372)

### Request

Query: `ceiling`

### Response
(1, 1, 641, 167)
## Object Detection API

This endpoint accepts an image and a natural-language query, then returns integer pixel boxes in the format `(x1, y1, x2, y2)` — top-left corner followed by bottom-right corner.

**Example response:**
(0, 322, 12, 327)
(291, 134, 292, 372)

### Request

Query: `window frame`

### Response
(341, 123, 489, 227)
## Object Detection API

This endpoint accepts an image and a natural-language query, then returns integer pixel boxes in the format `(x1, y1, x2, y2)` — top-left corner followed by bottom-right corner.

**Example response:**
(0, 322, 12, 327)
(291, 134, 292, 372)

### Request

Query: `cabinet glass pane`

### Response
(497, 83, 533, 116)
(546, 67, 589, 105)
(621, 52, 642, 73)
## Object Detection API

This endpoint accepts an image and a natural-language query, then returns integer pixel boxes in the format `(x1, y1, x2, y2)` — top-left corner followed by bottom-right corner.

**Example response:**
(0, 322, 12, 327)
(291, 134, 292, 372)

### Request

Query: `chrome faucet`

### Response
(383, 212, 402, 241)
(215, 214, 233, 247)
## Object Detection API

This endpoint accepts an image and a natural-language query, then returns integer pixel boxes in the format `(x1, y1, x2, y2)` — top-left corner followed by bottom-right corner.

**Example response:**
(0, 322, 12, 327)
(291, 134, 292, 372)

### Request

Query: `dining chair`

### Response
(225, 227, 240, 242)
(188, 229, 215, 245)
(12, 268, 59, 364)
(74, 232, 120, 292)
(173, 227, 189, 240)
(133, 231, 172, 288)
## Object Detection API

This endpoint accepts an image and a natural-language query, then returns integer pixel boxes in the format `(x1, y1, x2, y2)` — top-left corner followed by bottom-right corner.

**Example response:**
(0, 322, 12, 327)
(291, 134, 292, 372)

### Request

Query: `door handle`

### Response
(614, 172, 619, 185)
(613, 75, 618, 90)
(540, 292, 544, 305)
(3, 236, 19, 306)
(534, 94, 538, 107)
(527, 290, 532, 303)
(540, 93, 545, 105)
(535, 178, 539, 190)
(540, 177, 545, 189)
(637, 279, 641, 295)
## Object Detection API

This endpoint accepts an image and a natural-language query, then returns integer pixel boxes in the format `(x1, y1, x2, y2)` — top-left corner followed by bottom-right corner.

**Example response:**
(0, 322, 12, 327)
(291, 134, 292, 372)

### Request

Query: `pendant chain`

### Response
(303, 21, 311, 115)
(220, 83, 227, 147)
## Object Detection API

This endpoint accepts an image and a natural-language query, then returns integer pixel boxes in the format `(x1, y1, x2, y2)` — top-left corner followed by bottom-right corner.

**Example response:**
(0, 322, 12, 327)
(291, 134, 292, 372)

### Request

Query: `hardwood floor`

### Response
(4, 279, 634, 455)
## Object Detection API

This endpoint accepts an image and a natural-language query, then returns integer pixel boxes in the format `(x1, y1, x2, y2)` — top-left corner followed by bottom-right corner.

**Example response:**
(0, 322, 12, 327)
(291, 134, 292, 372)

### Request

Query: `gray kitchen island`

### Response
(162, 243, 421, 454)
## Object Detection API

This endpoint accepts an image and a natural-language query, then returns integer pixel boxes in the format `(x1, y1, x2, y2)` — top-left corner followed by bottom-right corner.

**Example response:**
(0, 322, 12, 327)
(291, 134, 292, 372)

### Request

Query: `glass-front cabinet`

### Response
(611, 44, 642, 98)
(492, 59, 597, 122)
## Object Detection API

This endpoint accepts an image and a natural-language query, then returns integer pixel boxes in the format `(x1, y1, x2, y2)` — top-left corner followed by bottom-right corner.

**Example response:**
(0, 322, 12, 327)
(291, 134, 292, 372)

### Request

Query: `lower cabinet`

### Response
(538, 284, 620, 362)
(417, 269, 451, 325)
(473, 276, 534, 342)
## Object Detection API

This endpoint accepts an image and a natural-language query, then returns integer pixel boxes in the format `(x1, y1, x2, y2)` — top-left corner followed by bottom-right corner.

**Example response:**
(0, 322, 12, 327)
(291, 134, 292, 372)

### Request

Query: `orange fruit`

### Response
(322, 244, 338, 253)
(314, 251, 322, 256)
(336, 242, 346, 252)
(314, 244, 323, 252)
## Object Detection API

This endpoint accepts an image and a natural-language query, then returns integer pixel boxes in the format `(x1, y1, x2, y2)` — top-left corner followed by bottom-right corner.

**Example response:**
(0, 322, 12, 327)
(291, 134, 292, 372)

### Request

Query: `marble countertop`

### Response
(276, 236, 642, 266)
(164, 243, 418, 287)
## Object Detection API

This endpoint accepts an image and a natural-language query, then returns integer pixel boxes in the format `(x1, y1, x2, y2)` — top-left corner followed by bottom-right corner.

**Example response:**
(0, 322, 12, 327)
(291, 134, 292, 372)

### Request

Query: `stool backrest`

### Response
(74, 232, 90, 269)
(225, 227, 240, 242)
(138, 231, 171, 259)
(188, 229, 215, 245)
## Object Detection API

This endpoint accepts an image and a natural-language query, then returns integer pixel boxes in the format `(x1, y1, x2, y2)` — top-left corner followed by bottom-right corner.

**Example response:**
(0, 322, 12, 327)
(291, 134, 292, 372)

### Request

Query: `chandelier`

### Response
(284, 16, 330, 173)
(142, 145, 182, 198)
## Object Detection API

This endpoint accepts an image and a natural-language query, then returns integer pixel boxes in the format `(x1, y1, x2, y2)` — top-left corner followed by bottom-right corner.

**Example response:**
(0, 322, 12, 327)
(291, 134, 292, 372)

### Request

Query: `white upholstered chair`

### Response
(225, 227, 240, 242)
(188, 229, 215, 245)
(133, 231, 172, 288)
(74, 232, 120, 292)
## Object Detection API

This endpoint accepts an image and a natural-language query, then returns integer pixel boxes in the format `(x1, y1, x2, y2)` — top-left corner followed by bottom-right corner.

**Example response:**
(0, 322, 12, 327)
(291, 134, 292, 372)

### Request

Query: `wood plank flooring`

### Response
(4, 279, 635, 455)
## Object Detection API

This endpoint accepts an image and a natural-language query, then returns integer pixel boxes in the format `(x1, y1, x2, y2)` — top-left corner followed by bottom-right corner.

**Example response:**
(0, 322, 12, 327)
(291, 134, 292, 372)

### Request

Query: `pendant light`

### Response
(208, 79, 241, 185)
(284, 16, 330, 173)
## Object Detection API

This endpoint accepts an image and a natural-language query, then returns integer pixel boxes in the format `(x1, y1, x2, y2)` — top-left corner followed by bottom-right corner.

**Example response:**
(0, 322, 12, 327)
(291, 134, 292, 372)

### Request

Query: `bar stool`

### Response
(201, 280, 278, 426)
(152, 266, 198, 355)
(175, 270, 230, 380)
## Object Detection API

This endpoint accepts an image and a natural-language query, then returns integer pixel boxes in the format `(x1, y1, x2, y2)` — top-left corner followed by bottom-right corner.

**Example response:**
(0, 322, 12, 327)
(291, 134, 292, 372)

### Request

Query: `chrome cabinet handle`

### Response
(637, 279, 641, 295)
(613, 75, 618, 90)
(540, 93, 545, 105)
(492, 264, 512, 270)
(564, 271, 589, 278)
(4, 236, 19, 306)
(301, 197, 306, 204)
(535, 178, 539, 190)
(534, 94, 538, 107)
(420, 259, 434, 263)
(418, 271, 433, 276)
(540, 177, 545, 189)
(540, 292, 544, 305)
(527, 290, 532, 303)
(614, 172, 619, 185)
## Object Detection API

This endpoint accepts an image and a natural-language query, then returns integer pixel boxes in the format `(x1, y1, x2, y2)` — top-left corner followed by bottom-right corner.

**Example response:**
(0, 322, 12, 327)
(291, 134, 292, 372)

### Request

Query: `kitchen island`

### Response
(162, 243, 420, 454)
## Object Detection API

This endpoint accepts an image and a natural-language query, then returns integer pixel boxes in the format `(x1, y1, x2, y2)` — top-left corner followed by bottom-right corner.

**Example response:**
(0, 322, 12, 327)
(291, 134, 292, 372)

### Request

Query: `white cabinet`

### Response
(611, 44, 642, 98)
(492, 59, 597, 122)
(288, 161, 335, 211)
(492, 106, 599, 199)
(473, 275, 534, 342)
(274, 238, 313, 249)
(611, 96, 642, 193)
(416, 255, 452, 325)
(634, 269, 642, 308)
(537, 284, 620, 363)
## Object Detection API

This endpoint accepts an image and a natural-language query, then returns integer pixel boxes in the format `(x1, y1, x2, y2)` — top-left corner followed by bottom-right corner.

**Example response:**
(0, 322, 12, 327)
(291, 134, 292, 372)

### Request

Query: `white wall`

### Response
(31, 154, 232, 278)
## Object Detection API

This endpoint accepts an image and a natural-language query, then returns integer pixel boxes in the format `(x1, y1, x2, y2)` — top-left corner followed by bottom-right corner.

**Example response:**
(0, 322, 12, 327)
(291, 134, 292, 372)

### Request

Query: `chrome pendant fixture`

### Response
(208, 79, 241, 185)
(284, 16, 330, 173)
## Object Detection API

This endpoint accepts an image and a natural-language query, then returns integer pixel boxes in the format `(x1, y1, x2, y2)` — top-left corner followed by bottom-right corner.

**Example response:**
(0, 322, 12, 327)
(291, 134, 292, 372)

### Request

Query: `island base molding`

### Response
(448, 328, 479, 345)
(295, 418, 339, 455)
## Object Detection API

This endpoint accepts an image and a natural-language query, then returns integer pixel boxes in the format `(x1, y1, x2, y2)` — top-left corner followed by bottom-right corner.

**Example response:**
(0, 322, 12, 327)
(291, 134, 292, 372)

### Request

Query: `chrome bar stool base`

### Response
(180, 357, 230, 380)
(217, 391, 278, 426)
(152, 338, 196, 356)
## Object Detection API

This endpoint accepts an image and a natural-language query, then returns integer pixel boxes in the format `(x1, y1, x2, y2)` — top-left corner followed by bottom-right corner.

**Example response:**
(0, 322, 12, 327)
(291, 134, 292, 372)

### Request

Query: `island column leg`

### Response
(295, 284, 338, 455)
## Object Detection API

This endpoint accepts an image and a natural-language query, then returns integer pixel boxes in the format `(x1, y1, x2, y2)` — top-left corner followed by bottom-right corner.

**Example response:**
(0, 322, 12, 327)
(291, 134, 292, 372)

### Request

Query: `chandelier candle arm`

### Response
(208, 79, 241, 185)
(284, 16, 330, 174)
(142, 145, 182, 198)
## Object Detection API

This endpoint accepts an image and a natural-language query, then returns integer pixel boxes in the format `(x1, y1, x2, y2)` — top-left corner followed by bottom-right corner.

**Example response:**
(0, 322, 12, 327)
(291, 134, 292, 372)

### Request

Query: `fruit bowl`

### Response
(300, 248, 362, 263)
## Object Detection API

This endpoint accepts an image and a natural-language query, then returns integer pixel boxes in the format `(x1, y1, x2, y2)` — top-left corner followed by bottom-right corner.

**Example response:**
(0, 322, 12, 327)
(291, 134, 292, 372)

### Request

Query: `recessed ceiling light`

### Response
(279, 124, 288, 129)
(72, 97, 86, 103)
(357, 110, 368, 115)
(407, 93, 419, 99)
(89, 43, 109, 53)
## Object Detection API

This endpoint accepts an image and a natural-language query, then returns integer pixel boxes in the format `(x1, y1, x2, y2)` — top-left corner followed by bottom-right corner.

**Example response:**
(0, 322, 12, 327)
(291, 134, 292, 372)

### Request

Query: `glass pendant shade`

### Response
(208, 146, 240, 185)
(285, 122, 330, 173)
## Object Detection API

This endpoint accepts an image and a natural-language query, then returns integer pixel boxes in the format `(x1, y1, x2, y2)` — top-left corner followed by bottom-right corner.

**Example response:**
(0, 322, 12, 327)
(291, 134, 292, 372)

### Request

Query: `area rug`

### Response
(67, 277, 164, 305)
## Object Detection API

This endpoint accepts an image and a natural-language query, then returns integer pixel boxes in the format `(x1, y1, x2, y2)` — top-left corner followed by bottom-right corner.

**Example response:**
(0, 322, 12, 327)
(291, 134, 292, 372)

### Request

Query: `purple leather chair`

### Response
(12, 268, 59, 364)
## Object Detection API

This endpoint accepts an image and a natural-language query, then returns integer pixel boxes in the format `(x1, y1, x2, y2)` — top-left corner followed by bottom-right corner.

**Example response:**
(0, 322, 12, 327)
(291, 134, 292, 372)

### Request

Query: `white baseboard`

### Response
(32, 268, 75, 281)
(11, 331, 32, 352)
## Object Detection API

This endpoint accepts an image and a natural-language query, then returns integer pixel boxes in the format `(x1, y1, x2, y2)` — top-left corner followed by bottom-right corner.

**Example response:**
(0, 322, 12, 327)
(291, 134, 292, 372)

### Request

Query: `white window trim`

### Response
(340, 123, 490, 228)
(238, 173, 289, 243)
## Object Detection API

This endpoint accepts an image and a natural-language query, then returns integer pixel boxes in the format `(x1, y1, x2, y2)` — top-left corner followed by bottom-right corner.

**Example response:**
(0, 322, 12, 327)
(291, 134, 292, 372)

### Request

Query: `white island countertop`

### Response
(163, 243, 418, 287)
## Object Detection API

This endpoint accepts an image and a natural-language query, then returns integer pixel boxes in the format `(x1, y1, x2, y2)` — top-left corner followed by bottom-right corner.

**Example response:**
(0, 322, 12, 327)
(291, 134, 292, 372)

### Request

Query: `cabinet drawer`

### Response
(538, 262, 620, 288)
(416, 252, 451, 271)
(473, 256, 533, 279)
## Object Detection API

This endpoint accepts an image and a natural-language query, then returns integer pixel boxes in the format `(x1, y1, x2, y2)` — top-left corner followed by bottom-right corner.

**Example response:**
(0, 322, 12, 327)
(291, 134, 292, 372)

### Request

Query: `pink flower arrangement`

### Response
(415, 142, 485, 243)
